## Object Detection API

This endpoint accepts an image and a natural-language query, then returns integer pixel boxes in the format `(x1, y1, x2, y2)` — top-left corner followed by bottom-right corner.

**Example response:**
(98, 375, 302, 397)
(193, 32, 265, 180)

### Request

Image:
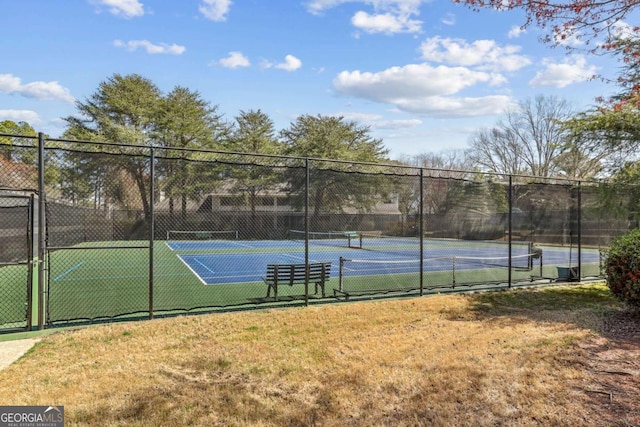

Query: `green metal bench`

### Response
(263, 262, 331, 301)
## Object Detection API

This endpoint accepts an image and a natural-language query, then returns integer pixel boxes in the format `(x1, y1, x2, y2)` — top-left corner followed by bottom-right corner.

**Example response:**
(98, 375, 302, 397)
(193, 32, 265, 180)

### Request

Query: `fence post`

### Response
(577, 182, 582, 280)
(339, 257, 344, 292)
(149, 147, 155, 320)
(419, 168, 424, 295)
(508, 175, 513, 288)
(37, 132, 46, 330)
(304, 158, 310, 306)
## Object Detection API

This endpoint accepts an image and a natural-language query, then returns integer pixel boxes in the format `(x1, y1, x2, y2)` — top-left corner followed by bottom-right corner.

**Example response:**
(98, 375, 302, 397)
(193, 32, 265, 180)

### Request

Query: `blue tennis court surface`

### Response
(169, 238, 601, 286)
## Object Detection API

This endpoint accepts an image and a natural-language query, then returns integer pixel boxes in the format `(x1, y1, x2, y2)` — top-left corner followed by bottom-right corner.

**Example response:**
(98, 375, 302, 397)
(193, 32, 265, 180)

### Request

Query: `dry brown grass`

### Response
(1, 283, 638, 426)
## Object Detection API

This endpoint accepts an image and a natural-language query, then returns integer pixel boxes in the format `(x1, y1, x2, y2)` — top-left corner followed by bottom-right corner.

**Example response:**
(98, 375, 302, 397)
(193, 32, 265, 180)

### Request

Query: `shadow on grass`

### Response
(461, 283, 640, 343)
(72, 365, 334, 426)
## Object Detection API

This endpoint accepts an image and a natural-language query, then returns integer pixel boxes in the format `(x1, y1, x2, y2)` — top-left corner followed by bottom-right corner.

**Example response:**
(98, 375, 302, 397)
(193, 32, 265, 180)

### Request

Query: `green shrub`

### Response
(605, 229, 640, 309)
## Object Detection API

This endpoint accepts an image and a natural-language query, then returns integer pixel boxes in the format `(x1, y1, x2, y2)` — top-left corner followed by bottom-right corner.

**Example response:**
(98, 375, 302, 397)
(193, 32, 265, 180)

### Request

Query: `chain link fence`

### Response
(1, 134, 639, 330)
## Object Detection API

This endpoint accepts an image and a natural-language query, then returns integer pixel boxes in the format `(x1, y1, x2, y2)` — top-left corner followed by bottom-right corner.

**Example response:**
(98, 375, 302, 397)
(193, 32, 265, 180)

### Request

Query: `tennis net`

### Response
(340, 252, 540, 281)
(287, 230, 362, 249)
(358, 233, 534, 266)
(358, 233, 420, 256)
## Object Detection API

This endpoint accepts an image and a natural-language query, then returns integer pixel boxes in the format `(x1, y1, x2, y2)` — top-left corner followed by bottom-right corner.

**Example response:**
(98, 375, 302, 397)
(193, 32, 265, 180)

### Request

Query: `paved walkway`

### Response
(0, 338, 40, 371)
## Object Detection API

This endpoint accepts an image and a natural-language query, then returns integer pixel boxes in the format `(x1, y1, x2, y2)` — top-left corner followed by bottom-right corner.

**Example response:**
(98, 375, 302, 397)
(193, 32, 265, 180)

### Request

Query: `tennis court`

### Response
(168, 233, 597, 285)
(0, 135, 634, 334)
(36, 232, 602, 324)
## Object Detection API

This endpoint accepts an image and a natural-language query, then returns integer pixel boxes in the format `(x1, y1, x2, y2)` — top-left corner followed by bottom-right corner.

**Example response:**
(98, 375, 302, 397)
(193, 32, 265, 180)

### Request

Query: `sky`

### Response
(0, 0, 625, 158)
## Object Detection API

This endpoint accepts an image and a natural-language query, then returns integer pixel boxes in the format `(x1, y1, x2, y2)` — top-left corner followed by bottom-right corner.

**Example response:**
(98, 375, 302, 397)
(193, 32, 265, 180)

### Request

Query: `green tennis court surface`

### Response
(1, 237, 602, 326)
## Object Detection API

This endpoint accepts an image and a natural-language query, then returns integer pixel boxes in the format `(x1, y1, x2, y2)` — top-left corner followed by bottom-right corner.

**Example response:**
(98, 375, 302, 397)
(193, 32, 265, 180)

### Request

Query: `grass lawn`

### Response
(0, 282, 638, 426)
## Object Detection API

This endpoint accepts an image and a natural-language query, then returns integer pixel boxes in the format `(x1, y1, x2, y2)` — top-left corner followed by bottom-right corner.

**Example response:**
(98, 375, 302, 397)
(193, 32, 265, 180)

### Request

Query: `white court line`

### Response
(227, 241, 255, 249)
(166, 240, 255, 251)
(282, 253, 305, 261)
(193, 258, 216, 274)
(178, 252, 327, 286)
(177, 255, 207, 285)
(53, 261, 85, 281)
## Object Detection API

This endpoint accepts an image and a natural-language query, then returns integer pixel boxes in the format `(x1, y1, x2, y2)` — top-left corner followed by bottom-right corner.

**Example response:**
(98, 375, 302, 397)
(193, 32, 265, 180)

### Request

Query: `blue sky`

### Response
(0, 0, 623, 158)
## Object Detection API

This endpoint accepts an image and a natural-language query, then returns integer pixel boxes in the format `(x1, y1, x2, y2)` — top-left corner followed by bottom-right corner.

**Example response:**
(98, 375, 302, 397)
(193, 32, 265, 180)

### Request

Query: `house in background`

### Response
(154, 179, 403, 238)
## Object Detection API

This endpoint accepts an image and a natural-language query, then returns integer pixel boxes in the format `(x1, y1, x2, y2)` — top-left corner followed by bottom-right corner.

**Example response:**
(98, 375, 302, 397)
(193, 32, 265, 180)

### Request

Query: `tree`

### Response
(0, 120, 37, 162)
(58, 150, 106, 207)
(394, 151, 473, 235)
(455, 0, 639, 47)
(155, 86, 227, 219)
(564, 36, 640, 170)
(226, 109, 280, 155)
(279, 115, 389, 222)
(552, 142, 610, 179)
(610, 162, 640, 228)
(224, 109, 283, 223)
(281, 114, 388, 162)
(0, 120, 61, 191)
(0, 120, 39, 191)
(468, 95, 581, 178)
(157, 86, 225, 150)
(561, 35, 640, 236)
(64, 73, 162, 219)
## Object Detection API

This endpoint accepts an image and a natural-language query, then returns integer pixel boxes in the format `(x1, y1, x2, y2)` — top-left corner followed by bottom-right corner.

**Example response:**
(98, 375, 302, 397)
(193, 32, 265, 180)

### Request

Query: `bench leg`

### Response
(266, 284, 278, 301)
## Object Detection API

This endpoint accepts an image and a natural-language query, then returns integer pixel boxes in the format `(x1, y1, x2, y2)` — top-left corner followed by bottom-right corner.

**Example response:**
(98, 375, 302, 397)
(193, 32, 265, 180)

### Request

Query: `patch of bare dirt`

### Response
(575, 311, 640, 427)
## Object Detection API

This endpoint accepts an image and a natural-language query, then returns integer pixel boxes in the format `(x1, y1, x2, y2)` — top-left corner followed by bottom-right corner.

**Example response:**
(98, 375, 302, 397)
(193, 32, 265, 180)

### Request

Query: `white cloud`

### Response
(339, 111, 422, 129)
(333, 63, 511, 117)
(554, 26, 583, 47)
(419, 36, 531, 72)
(199, 0, 232, 21)
(374, 118, 423, 129)
(612, 21, 635, 39)
(305, 0, 349, 15)
(113, 39, 186, 55)
(92, 0, 144, 18)
(218, 51, 250, 68)
(351, 11, 421, 34)
(306, 0, 426, 34)
(0, 74, 22, 92)
(275, 55, 302, 71)
(306, 0, 426, 14)
(0, 109, 40, 124)
(529, 55, 597, 88)
(441, 13, 455, 26)
(0, 74, 74, 103)
(334, 64, 493, 99)
(393, 95, 512, 117)
(508, 25, 525, 38)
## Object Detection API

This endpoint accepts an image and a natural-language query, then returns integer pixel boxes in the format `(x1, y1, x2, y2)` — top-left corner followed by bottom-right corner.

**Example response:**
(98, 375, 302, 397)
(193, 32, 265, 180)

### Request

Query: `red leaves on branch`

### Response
(456, 0, 639, 48)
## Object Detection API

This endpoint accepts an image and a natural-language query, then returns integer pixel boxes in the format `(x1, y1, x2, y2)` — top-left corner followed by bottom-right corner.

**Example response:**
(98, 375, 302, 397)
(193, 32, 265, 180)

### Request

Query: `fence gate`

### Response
(0, 193, 35, 332)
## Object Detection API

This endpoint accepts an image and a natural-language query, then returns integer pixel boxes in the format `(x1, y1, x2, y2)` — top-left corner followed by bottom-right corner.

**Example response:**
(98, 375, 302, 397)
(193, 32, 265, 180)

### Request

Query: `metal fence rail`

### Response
(0, 133, 637, 330)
